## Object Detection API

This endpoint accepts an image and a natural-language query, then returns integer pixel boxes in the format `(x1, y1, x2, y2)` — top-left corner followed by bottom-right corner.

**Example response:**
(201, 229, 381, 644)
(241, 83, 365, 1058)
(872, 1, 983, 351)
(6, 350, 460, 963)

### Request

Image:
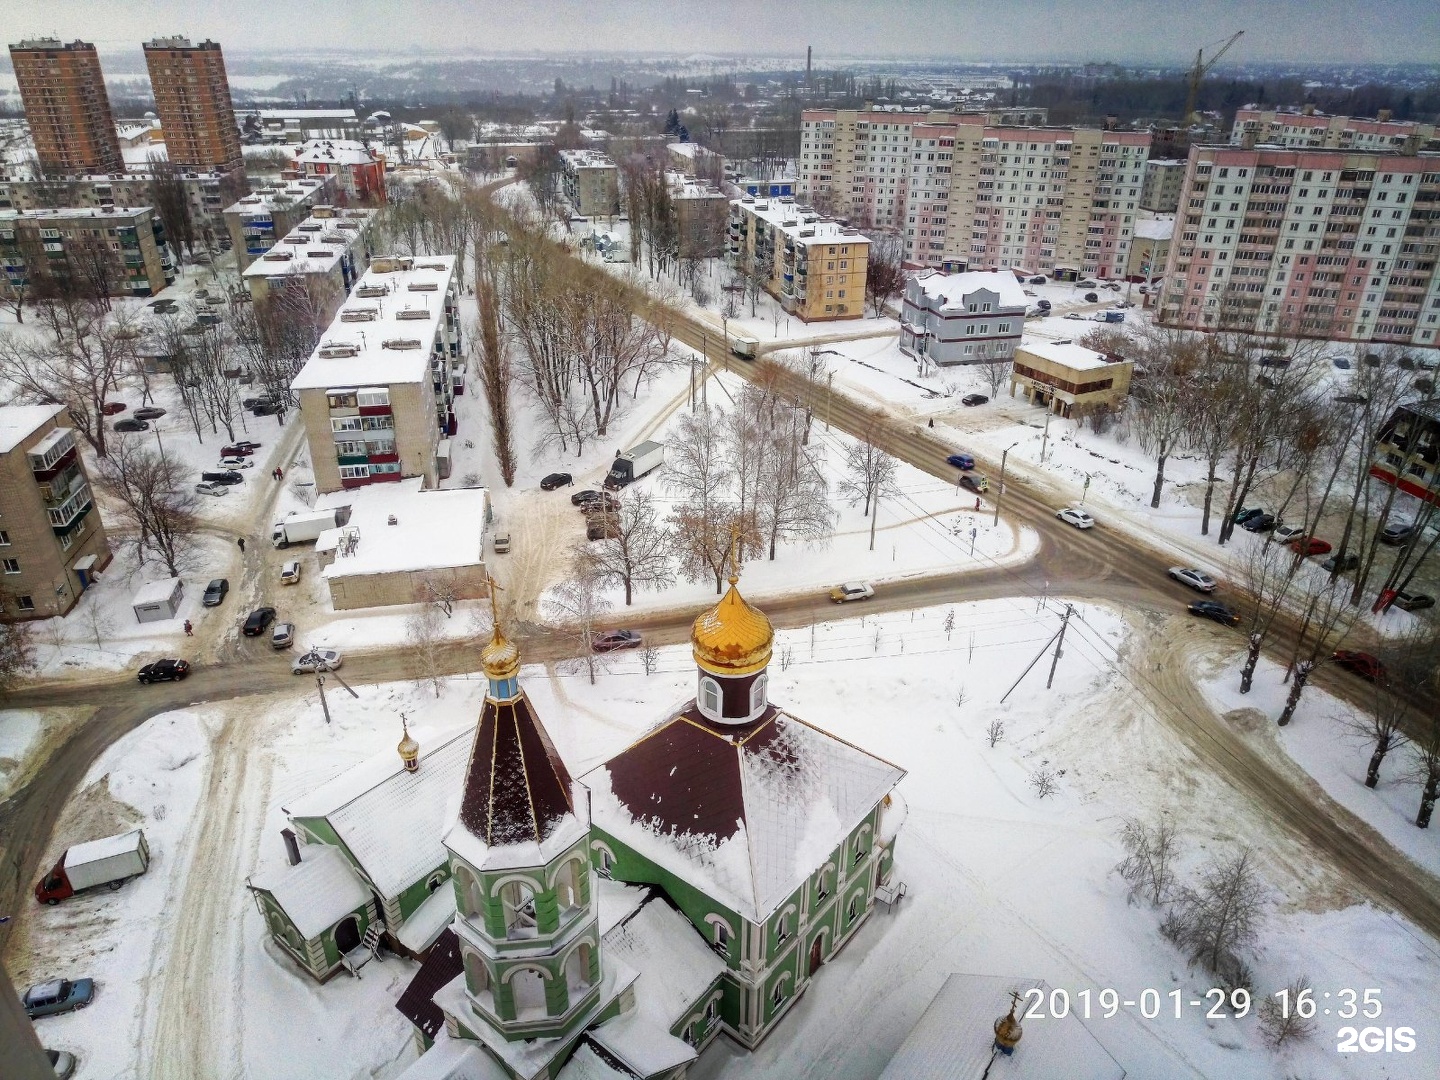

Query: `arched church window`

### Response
(749, 674, 767, 715)
(427, 870, 446, 893)
(556, 858, 583, 914)
(700, 677, 721, 717)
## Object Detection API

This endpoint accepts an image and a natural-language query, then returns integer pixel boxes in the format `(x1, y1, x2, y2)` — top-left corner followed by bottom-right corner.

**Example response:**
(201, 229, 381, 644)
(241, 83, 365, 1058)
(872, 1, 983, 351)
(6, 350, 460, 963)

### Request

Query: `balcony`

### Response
(47, 483, 92, 529)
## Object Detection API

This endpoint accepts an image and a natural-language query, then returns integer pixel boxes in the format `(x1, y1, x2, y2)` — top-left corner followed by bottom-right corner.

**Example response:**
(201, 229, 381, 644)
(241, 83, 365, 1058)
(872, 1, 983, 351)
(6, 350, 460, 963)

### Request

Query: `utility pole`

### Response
(316, 673, 331, 724)
(1039, 409, 1052, 464)
(993, 441, 1019, 527)
(1046, 604, 1074, 689)
(701, 332, 708, 408)
(826, 372, 834, 430)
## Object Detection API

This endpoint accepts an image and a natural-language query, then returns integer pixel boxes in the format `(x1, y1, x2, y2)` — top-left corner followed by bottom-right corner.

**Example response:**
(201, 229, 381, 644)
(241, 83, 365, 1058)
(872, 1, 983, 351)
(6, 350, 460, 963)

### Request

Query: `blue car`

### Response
(22, 978, 95, 1018)
(946, 453, 975, 471)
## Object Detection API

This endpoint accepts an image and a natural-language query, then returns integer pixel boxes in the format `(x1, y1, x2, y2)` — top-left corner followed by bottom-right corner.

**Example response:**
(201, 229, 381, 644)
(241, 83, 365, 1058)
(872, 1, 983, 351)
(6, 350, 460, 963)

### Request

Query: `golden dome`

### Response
(481, 625, 520, 682)
(397, 718, 419, 768)
(692, 578, 773, 677)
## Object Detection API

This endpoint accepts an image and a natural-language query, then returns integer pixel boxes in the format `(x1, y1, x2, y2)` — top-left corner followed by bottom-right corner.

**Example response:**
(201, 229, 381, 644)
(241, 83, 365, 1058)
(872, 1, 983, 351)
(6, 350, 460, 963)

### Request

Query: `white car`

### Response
(829, 581, 875, 603)
(1168, 567, 1217, 593)
(1271, 524, 1304, 544)
(1056, 507, 1095, 529)
(292, 648, 343, 675)
(217, 457, 254, 469)
(1064, 312, 1085, 320)
(195, 481, 228, 497)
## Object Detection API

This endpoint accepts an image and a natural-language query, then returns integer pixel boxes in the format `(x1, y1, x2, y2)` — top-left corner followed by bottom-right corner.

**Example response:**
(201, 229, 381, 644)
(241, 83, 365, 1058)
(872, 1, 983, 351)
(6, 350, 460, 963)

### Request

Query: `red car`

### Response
(1332, 650, 1385, 682)
(592, 629, 642, 652)
(221, 443, 256, 457)
(1288, 537, 1333, 557)
(102, 401, 127, 415)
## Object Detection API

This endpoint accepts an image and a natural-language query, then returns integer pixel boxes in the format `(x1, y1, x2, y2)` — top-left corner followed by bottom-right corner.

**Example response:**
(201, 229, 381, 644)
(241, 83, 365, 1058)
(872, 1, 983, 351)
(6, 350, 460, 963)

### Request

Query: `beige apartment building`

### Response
(1230, 107, 1440, 153)
(143, 37, 244, 174)
(291, 255, 461, 494)
(558, 149, 620, 217)
(242, 205, 376, 318)
(0, 405, 112, 620)
(1, 205, 174, 298)
(670, 173, 728, 258)
(1010, 340, 1133, 418)
(798, 106, 1150, 280)
(224, 175, 336, 269)
(0, 169, 248, 243)
(8, 38, 123, 177)
(728, 195, 870, 321)
(1140, 159, 1186, 213)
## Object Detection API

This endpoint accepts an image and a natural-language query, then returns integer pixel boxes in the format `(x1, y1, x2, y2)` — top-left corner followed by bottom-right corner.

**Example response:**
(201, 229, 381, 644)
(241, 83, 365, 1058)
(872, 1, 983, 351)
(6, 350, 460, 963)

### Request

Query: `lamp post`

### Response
(993, 441, 1019, 527)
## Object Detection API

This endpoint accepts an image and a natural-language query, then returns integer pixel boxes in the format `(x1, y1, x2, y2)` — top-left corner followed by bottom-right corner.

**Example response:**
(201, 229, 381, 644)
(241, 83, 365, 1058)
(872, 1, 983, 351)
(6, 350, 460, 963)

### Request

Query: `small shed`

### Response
(131, 578, 184, 623)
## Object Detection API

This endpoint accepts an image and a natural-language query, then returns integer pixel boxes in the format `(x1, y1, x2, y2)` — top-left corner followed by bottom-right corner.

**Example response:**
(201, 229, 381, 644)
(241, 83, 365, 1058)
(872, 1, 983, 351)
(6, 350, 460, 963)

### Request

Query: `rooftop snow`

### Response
(0, 403, 64, 453)
(294, 139, 383, 167)
(395, 882, 457, 954)
(600, 896, 725, 1034)
(909, 269, 1028, 312)
(1017, 339, 1121, 372)
(250, 844, 369, 940)
(1, 206, 153, 222)
(224, 178, 330, 216)
(285, 724, 473, 900)
(733, 196, 870, 249)
(131, 579, 182, 606)
(65, 828, 145, 866)
(878, 974, 1125, 1080)
(258, 108, 359, 121)
(289, 254, 456, 390)
(394, 1030, 506, 1080)
(241, 208, 375, 280)
(556, 1045, 633, 1080)
(315, 480, 486, 578)
(595, 877, 649, 937)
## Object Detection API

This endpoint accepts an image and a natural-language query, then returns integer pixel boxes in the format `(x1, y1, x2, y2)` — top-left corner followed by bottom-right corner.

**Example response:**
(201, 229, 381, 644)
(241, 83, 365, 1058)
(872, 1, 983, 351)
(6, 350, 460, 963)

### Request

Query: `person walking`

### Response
(276, 467, 284, 481)
(183, 619, 193, 636)
(237, 537, 246, 553)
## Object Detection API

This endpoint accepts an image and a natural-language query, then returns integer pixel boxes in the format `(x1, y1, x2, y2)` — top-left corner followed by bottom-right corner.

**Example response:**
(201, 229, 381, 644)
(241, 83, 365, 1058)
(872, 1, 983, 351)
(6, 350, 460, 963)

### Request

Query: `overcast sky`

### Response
(10, 0, 1440, 64)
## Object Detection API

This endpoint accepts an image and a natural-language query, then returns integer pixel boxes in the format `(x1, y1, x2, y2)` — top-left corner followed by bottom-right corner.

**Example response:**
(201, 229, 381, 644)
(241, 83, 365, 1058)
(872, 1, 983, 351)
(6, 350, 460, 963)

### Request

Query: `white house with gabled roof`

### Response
(900, 269, 1027, 366)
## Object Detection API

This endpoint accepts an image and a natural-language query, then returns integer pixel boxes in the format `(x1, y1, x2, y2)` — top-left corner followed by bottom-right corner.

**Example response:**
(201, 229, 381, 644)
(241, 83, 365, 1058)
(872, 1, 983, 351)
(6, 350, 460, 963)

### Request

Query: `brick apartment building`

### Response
(669, 173, 728, 258)
(558, 149, 621, 217)
(290, 140, 387, 206)
(224, 175, 336, 270)
(1158, 145, 1440, 351)
(1, 205, 174, 298)
(728, 195, 870, 321)
(1230, 107, 1440, 154)
(142, 37, 244, 174)
(0, 404, 112, 621)
(797, 106, 1149, 279)
(898, 269, 1027, 366)
(8, 38, 123, 176)
(290, 255, 461, 494)
(242, 205, 376, 316)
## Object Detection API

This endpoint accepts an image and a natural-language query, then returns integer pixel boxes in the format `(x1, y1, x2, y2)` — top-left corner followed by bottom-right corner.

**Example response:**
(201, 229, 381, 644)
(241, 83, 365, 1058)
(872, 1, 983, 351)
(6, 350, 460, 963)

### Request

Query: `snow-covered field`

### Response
(9, 598, 1437, 1079)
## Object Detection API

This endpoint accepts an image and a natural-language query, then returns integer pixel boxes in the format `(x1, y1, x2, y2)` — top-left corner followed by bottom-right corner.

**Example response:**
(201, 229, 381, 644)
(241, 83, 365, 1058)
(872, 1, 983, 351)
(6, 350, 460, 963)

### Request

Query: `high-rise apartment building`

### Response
(1230, 107, 1439, 154)
(143, 37, 244, 174)
(1140, 159, 1186, 213)
(1158, 145, 1440, 350)
(799, 107, 1149, 279)
(7, 39, 123, 177)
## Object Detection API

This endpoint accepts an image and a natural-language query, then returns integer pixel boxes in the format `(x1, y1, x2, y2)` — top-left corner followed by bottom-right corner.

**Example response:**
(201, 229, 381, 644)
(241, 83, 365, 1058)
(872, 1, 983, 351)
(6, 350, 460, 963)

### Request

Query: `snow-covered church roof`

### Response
(250, 844, 369, 939)
(584, 707, 905, 923)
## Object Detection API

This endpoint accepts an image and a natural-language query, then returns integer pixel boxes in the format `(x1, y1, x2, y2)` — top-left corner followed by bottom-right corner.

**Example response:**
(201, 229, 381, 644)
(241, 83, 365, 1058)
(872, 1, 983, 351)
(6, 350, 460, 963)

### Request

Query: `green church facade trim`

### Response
(248, 886, 378, 982)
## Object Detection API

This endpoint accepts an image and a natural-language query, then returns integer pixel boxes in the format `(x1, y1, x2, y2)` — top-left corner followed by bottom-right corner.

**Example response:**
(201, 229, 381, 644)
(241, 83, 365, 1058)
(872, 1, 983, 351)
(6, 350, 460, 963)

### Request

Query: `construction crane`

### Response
(1183, 31, 1244, 126)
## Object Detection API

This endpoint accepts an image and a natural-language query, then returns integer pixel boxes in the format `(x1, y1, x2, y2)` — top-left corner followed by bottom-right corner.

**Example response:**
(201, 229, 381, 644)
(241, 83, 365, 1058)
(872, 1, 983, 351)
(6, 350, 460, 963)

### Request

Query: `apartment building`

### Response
(898, 270, 1026, 366)
(0, 404, 112, 621)
(290, 255, 461, 494)
(667, 141, 724, 180)
(798, 107, 1150, 279)
(142, 38, 243, 174)
(1140, 159, 1186, 213)
(558, 149, 620, 217)
(224, 176, 336, 270)
(1127, 216, 1172, 281)
(1010, 340, 1134, 418)
(1230, 107, 1440, 154)
(1371, 399, 1440, 505)
(669, 173, 728, 257)
(8, 39, 123, 176)
(290, 140, 387, 205)
(242, 205, 376, 315)
(0, 169, 246, 241)
(250, 108, 359, 144)
(1, 205, 174, 298)
(1158, 146, 1440, 351)
(728, 195, 870, 321)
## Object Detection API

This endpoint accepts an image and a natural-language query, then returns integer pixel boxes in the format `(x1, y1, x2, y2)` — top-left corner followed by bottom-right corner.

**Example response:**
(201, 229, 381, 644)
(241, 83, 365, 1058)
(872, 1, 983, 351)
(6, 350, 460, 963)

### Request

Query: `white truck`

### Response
(603, 440, 665, 490)
(271, 508, 338, 548)
(35, 828, 150, 904)
(729, 334, 760, 360)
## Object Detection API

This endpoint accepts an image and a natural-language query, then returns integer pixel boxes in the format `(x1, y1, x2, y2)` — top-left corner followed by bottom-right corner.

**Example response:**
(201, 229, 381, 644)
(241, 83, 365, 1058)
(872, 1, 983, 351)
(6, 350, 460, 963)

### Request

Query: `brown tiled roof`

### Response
(456, 693, 574, 848)
(395, 927, 462, 1039)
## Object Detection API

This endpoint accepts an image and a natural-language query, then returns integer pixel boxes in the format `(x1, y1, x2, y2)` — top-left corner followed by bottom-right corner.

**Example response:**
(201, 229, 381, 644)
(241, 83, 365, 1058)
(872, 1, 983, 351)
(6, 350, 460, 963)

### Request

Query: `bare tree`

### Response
(474, 240, 517, 485)
(1339, 628, 1436, 788)
(669, 499, 758, 595)
(985, 720, 1004, 747)
(94, 437, 200, 577)
(1029, 768, 1059, 799)
(756, 413, 835, 560)
(147, 152, 196, 260)
(1128, 327, 1200, 508)
(978, 357, 1013, 400)
(1163, 848, 1266, 983)
(0, 621, 38, 689)
(1258, 977, 1318, 1048)
(405, 605, 448, 697)
(640, 644, 660, 675)
(584, 490, 675, 606)
(837, 419, 898, 517)
(544, 552, 613, 684)
(1115, 816, 1181, 907)
(864, 234, 905, 318)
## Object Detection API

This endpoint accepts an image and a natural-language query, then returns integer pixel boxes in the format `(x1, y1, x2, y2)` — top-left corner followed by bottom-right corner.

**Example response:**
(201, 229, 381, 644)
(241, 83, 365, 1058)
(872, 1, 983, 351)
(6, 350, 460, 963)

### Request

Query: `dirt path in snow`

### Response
(141, 700, 277, 1080)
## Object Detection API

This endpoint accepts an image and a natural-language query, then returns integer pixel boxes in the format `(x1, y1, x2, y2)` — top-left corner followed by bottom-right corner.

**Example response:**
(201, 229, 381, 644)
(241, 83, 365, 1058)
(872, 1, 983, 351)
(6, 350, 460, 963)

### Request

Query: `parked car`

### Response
(1115, 300, 1135, 309)
(242, 607, 276, 636)
(1077, 280, 1098, 289)
(200, 470, 243, 485)
(493, 531, 511, 553)
(1169, 567, 1217, 593)
(1064, 312, 1085, 321)
(1102, 281, 1122, 291)
(572, 489, 619, 512)
(22, 979, 94, 1019)
(137, 658, 189, 684)
(279, 560, 301, 585)
(540, 472, 573, 490)
(946, 453, 975, 471)
(1029, 276, 1047, 285)
(241, 396, 277, 409)
(195, 481, 229, 497)
(592, 629, 643, 652)
(217, 456, 254, 469)
(1232, 507, 1264, 526)
(251, 402, 281, 416)
(101, 401, 127, 416)
(46, 1050, 78, 1079)
(960, 473, 989, 494)
(1393, 590, 1435, 611)
(1380, 522, 1414, 545)
(292, 648, 342, 674)
(1288, 536, 1333, 557)
(1332, 649, 1385, 682)
(1034, 299, 1051, 312)
(1189, 601, 1241, 626)
(133, 406, 166, 420)
(961, 393, 989, 406)
(221, 441, 261, 456)
(1084, 292, 1099, 303)
(1271, 524, 1305, 544)
(829, 581, 875, 603)
(1331, 356, 1352, 370)
(1056, 506, 1095, 529)
(1240, 512, 1277, 533)
(586, 517, 621, 541)
(1321, 553, 1360, 574)
(271, 622, 295, 649)
(113, 418, 150, 433)
(202, 578, 229, 606)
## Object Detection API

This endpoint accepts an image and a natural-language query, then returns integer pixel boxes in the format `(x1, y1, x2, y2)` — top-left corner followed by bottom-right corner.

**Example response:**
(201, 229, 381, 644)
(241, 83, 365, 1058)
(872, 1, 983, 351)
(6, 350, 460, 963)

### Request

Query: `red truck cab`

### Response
(35, 861, 74, 904)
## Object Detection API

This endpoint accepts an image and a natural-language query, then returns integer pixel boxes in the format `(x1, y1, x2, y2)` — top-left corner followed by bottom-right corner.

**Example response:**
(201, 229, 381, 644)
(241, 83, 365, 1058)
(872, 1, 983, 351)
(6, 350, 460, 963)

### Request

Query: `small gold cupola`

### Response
(397, 715, 420, 773)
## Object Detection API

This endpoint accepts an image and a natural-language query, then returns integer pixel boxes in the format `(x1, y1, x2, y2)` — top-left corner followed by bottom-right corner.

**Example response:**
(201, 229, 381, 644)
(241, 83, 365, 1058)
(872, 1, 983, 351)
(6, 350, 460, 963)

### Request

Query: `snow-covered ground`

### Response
(9, 598, 1437, 1079)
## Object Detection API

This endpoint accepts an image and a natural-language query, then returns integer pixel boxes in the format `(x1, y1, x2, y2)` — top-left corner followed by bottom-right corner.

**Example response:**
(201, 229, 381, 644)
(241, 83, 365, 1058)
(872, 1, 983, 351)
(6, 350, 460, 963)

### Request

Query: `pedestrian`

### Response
(974, 497, 981, 512)
(277, 467, 284, 481)
(237, 537, 246, 553)
(928, 418, 934, 428)
(183, 619, 193, 636)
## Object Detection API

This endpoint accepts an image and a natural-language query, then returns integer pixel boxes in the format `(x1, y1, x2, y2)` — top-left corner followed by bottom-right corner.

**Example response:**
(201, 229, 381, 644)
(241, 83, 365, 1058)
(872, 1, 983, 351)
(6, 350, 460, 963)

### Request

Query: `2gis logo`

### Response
(1336, 1026, 1417, 1053)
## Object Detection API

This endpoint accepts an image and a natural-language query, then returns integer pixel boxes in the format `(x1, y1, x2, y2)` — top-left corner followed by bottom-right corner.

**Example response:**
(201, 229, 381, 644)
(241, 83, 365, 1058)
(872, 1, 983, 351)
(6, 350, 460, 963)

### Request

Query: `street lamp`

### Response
(993, 441, 1019, 527)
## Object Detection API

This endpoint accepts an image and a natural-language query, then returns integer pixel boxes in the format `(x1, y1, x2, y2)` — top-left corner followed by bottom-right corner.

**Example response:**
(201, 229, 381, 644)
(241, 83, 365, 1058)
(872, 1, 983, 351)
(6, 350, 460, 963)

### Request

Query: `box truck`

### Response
(730, 334, 760, 359)
(603, 441, 665, 490)
(271, 508, 338, 548)
(35, 829, 149, 904)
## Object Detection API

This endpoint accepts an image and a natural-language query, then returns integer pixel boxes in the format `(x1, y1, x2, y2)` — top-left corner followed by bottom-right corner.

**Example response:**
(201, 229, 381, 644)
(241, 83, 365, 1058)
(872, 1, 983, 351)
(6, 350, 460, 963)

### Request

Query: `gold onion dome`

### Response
(481, 625, 520, 682)
(397, 718, 419, 769)
(692, 574, 773, 676)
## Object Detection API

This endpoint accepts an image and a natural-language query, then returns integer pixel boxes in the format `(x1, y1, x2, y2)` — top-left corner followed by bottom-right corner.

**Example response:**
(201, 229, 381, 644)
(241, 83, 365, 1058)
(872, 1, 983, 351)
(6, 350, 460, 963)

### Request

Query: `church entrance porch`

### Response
(335, 915, 361, 954)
